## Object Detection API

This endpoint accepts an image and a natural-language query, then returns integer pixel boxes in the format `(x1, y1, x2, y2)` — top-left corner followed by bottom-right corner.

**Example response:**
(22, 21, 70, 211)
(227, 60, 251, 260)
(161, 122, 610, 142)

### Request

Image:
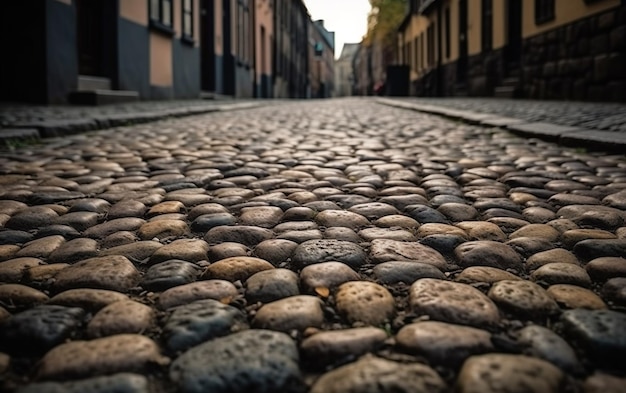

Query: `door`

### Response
(457, 0, 468, 83)
(76, 0, 105, 76)
(200, 0, 216, 91)
(505, 0, 522, 74)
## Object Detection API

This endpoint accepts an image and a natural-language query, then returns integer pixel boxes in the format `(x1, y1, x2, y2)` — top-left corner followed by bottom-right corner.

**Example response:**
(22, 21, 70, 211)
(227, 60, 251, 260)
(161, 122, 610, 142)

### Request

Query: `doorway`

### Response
(200, 0, 216, 92)
(76, 0, 118, 78)
(505, 0, 522, 75)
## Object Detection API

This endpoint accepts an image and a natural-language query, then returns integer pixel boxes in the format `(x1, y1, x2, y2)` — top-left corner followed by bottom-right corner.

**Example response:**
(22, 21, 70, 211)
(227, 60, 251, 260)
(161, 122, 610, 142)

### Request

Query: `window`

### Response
(237, 0, 251, 65)
(150, 0, 173, 32)
(481, 0, 492, 51)
(535, 0, 555, 25)
(182, 0, 194, 41)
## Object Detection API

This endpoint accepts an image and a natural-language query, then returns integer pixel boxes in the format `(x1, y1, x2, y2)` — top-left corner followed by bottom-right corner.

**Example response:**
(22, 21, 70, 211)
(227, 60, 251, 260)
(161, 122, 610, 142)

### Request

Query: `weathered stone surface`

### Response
(36, 334, 169, 379)
(239, 206, 283, 228)
(53, 255, 140, 293)
(204, 225, 274, 247)
(455, 266, 520, 284)
(547, 284, 607, 310)
(457, 354, 563, 393)
(300, 327, 387, 365)
(141, 260, 200, 291)
(252, 295, 324, 331)
(207, 242, 250, 261)
(348, 202, 399, 220)
(585, 257, 626, 281)
(397, 321, 493, 367)
(149, 239, 209, 264)
(373, 261, 445, 284)
(0, 244, 20, 261)
(517, 325, 581, 373)
(48, 289, 129, 312)
(583, 372, 626, 393)
(336, 281, 395, 325)
(0, 283, 49, 307)
(358, 227, 416, 241)
(574, 239, 626, 261)
(253, 239, 298, 265)
(531, 262, 592, 287)
(557, 205, 625, 230)
(374, 215, 419, 229)
(158, 280, 238, 309)
(561, 309, 626, 365)
(509, 224, 560, 241)
(137, 219, 189, 240)
(562, 229, 617, 248)
(163, 299, 245, 352)
(0, 305, 84, 355)
(410, 279, 500, 328)
(246, 269, 299, 304)
(16, 235, 65, 258)
(48, 238, 99, 264)
(100, 241, 162, 262)
(5, 206, 59, 230)
(601, 277, 626, 306)
(25, 263, 70, 284)
(169, 330, 303, 393)
(292, 239, 366, 269)
(202, 256, 274, 282)
(107, 201, 147, 219)
(87, 300, 155, 338)
(299, 262, 360, 294)
(315, 209, 370, 229)
(17, 373, 150, 393)
(370, 239, 447, 269)
(455, 221, 507, 241)
(488, 280, 559, 318)
(84, 218, 146, 238)
(0, 257, 44, 282)
(310, 355, 446, 393)
(455, 241, 523, 270)
(526, 248, 579, 270)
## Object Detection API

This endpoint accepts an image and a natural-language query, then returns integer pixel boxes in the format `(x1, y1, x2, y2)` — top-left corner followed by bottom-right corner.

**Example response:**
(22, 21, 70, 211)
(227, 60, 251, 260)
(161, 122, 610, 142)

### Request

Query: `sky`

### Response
(303, 0, 371, 59)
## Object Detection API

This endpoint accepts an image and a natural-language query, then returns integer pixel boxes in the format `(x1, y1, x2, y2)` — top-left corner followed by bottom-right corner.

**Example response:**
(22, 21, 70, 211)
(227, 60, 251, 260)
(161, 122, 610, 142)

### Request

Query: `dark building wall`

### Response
(45, 0, 78, 104)
(0, 2, 47, 103)
(173, 40, 201, 98)
(118, 17, 150, 98)
(521, 7, 626, 101)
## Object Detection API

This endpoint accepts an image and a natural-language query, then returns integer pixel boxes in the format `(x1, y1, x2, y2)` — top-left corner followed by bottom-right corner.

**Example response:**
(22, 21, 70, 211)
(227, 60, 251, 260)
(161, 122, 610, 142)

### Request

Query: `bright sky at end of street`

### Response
(303, 0, 371, 59)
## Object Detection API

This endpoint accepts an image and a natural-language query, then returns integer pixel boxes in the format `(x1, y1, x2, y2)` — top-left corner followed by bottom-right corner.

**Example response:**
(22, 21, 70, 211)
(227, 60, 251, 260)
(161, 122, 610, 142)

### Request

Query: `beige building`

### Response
(398, 0, 625, 101)
(254, 0, 273, 97)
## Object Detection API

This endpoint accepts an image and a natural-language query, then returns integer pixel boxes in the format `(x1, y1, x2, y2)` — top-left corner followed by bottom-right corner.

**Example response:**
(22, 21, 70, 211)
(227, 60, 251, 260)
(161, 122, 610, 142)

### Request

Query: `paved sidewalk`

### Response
(0, 99, 269, 146)
(378, 97, 626, 151)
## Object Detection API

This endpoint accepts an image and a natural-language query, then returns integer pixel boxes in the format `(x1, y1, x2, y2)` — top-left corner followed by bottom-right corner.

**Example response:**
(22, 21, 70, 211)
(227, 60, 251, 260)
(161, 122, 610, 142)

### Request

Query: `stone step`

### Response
(200, 91, 234, 100)
(77, 75, 111, 91)
(68, 90, 140, 106)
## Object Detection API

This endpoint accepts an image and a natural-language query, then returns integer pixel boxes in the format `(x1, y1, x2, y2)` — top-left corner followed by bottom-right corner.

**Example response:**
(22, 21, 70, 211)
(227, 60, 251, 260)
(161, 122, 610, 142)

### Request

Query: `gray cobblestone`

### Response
(0, 98, 624, 392)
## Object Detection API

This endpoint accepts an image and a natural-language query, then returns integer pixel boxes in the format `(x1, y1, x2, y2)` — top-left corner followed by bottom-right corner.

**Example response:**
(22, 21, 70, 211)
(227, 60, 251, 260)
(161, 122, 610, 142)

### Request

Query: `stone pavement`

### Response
(0, 98, 626, 392)
(0, 99, 266, 145)
(378, 97, 626, 151)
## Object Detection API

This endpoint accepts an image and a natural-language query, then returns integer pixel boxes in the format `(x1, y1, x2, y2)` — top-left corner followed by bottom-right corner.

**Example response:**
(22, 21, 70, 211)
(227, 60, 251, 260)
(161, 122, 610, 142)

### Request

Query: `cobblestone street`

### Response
(1, 98, 626, 392)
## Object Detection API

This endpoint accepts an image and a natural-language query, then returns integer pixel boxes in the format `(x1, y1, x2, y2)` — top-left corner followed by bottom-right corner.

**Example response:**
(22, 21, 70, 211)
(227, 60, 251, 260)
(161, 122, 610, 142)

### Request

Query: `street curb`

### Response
(0, 101, 267, 148)
(376, 98, 626, 152)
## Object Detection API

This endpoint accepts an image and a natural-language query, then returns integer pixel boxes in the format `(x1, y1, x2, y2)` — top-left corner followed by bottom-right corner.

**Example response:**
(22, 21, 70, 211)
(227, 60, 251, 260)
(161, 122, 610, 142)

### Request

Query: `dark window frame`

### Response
(535, 0, 555, 25)
(181, 0, 194, 45)
(444, 7, 451, 58)
(149, 0, 174, 36)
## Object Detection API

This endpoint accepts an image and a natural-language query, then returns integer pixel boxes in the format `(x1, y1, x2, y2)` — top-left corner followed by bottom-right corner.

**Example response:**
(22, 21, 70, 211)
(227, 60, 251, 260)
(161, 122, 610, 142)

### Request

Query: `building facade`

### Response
(254, 0, 273, 98)
(310, 20, 336, 98)
(1, 0, 202, 104)
(397, 0, 625, 101)
(335, 43, 360, 97)
(0, 0, 334, 104)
